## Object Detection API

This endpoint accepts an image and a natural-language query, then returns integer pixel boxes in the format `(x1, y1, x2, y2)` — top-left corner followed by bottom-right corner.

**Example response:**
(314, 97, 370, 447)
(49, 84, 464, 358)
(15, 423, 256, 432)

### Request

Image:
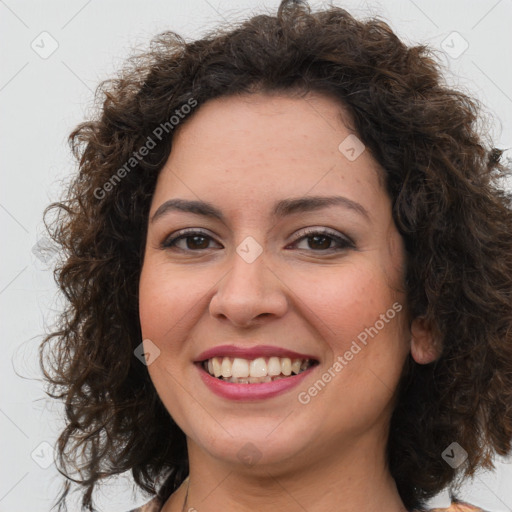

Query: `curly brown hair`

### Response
(40, 1, 512, 510)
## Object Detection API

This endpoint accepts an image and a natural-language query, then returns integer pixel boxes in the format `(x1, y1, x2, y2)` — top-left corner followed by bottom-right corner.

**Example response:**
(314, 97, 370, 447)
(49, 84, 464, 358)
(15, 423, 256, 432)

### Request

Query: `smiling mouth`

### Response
(201, 356, 318, 384)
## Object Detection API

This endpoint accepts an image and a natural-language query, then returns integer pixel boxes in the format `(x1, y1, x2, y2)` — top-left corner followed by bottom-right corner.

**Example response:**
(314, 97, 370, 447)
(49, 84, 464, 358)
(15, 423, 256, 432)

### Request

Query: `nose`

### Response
(209, 248, 288, 328)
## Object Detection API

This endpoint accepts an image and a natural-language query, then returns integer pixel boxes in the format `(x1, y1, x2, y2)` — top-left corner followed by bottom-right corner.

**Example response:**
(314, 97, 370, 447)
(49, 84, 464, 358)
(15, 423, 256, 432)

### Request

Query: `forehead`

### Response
(152, 92, 386, 220)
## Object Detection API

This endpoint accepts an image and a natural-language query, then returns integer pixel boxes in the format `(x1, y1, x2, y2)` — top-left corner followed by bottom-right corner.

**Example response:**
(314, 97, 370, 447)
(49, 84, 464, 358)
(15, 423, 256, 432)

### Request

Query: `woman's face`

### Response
(139, 92, 413, 472)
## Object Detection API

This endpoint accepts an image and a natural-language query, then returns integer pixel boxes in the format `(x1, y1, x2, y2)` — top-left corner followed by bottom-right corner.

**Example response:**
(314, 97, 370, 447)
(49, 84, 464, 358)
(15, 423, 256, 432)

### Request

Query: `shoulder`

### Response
(427, 502, 489, 512)
(126, 496, 163, 512)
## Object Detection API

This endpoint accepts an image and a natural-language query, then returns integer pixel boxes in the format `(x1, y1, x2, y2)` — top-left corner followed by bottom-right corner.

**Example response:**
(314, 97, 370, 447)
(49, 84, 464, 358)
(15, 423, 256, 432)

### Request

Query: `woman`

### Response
(40, 1, 512, 511)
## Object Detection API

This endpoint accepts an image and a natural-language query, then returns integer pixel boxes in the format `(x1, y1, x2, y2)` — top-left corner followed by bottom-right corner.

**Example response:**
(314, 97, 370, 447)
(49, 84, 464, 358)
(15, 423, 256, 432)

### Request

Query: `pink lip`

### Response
(196, 362, 317, 401)
(194, 344, 318, 362)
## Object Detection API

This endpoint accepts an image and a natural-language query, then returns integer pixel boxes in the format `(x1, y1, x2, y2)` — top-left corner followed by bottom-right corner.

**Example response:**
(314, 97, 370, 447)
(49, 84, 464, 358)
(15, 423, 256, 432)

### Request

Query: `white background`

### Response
(1, 0, 511, 511)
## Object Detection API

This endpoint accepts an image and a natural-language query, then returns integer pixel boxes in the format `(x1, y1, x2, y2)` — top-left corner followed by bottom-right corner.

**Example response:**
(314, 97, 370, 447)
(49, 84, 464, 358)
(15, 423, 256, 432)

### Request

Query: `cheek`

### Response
(289, 263, 408, 432)
(138, 260, 215, 343)
(288, 260, 408, 382)
(138, 262, 197, 417)
(138, 265, 192, 374)
(139, 262, 174, 341)
(290, 261, 403, 337)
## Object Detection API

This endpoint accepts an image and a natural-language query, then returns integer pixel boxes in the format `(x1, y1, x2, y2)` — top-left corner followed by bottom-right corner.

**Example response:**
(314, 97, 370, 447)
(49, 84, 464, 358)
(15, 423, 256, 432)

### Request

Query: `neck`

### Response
(164, 431, 407, 512)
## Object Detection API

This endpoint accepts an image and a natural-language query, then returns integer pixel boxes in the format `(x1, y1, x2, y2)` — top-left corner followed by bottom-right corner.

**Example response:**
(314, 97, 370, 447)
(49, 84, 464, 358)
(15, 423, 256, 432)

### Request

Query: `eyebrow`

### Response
(150, 195, 370, 224)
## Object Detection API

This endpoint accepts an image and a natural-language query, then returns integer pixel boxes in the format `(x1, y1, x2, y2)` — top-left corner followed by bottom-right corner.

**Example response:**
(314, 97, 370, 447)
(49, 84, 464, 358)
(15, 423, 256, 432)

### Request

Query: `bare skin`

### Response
(139, 91, 438, 512)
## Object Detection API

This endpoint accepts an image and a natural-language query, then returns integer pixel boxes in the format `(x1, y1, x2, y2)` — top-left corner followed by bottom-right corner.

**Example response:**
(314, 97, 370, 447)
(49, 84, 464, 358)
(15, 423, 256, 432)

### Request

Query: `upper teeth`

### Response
(204, 356, 312, 379)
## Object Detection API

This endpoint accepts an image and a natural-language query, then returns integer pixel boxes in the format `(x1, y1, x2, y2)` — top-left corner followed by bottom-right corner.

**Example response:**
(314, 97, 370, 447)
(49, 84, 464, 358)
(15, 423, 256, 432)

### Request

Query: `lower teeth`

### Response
(217, 372, 305, 384)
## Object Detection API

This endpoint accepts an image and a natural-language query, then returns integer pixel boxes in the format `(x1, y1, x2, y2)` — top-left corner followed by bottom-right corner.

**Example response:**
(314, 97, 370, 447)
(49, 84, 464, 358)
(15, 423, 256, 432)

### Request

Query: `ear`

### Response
(410, 316, 441, 364)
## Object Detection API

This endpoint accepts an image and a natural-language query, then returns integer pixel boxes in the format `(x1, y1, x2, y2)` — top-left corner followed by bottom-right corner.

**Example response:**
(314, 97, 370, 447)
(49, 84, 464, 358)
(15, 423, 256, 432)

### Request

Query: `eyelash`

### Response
(161, 227, 355, 253)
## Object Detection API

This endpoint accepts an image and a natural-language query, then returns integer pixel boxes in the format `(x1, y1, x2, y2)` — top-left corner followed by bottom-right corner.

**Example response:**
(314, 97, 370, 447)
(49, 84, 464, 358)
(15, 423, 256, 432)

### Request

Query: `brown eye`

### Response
(290, 228, 355, 252)
(307, 234, 334, 250)
(185, 235, 210, 250)
(162, 230, 222, 251)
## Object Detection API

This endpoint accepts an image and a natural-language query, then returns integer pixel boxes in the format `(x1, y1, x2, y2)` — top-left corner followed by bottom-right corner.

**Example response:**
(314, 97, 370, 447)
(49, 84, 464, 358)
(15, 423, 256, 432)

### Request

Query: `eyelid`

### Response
(289, 226, 355, 248)
(161, 228, 223, 249)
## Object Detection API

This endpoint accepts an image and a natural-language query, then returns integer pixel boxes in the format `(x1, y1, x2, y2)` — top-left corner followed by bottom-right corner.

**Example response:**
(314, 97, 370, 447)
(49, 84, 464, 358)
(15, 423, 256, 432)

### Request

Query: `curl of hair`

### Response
(40, 1, 512, 510)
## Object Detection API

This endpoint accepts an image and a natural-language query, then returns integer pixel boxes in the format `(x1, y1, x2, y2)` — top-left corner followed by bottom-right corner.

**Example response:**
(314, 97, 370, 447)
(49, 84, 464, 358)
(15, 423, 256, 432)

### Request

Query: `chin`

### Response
(186, 416, 319, 471)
